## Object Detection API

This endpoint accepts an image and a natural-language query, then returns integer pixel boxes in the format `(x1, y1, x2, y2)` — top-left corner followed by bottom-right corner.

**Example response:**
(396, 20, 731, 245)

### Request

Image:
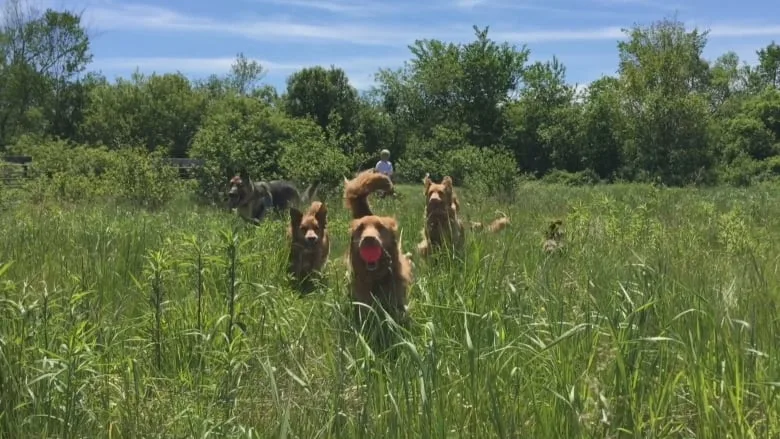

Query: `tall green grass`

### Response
(1, 182, 779, 438)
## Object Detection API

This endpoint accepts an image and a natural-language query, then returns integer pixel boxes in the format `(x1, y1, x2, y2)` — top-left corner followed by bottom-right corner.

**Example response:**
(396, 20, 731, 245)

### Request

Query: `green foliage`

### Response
(541, 168, 601, 186)
(8, 136, 181, 206)
(278, 117, 352, 190)
(103, 148, 182, 208)
(2, 184, 780, 437)
(80, 72, 207, 156)
(189, 95, 289, 200)
(5, 1, 780, 200)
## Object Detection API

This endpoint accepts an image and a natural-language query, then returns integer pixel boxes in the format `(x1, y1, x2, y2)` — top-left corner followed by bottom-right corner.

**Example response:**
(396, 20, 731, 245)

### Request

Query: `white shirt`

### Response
(375, 160, 393, 175)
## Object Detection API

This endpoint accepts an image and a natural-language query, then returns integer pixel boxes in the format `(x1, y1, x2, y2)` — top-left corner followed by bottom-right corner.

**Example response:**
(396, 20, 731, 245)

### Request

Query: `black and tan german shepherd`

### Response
(227, 173, 320, 225)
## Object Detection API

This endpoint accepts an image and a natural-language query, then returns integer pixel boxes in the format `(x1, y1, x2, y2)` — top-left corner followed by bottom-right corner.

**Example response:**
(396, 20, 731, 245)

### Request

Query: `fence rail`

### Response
(1, 156, 205, 186)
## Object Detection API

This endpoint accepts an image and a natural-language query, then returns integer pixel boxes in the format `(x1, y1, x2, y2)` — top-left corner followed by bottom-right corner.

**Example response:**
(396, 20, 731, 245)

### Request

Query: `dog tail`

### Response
(301, 180, 321, 203)
(344, 170, 394, 219)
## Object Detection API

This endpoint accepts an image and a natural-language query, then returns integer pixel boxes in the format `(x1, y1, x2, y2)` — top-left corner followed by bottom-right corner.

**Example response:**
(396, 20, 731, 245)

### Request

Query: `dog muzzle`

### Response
(358, 243, 383, 271)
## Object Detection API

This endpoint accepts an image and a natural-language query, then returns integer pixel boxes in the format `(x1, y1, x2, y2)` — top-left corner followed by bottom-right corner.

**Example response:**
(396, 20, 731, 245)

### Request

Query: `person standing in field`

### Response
(375, 149, 394, 198)
(375, 149, 394, 180)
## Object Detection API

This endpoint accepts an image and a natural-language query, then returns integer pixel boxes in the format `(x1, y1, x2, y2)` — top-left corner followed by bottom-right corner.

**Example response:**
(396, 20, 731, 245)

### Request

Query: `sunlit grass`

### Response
(1, 182, 779, 438)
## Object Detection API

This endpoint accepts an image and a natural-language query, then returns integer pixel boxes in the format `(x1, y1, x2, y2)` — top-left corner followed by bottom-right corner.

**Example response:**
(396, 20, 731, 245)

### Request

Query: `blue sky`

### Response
(18, 0, 780, 91)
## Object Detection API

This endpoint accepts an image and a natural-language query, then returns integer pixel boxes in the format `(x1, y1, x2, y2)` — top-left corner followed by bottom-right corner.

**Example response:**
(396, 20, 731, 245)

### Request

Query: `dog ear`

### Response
(349, 218, 365, 234)
(314, 202, 328, 227)
(380, 217, 398, 234)
(442, 176, 454, 190)
(423, 173, 432, 194)
(290, 207, 303, 227)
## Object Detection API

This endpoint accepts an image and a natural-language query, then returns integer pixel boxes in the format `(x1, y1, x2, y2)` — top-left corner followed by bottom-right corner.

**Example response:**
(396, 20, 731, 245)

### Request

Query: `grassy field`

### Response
(1, 182, 779, 438)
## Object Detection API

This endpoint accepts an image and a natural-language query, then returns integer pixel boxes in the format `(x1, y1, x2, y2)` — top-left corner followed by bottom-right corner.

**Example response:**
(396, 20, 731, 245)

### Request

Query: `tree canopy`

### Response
(3, 1, 780, 196)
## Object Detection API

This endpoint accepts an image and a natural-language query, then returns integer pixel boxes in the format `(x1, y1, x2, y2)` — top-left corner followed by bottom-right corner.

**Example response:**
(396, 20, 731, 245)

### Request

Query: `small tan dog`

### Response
(417, 174, 465, 257)
(288, 201, 330, 292)
(418, 173, 511, 257)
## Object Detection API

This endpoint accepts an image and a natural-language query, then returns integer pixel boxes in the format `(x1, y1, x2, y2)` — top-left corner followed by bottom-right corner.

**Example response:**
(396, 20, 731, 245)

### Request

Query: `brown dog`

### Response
(288, 201, 330, 292)
(417, 174, 510, 257)
(417, 174, 465, 257)
(470, 215, 511, 233)
(344, 170, 412, 323)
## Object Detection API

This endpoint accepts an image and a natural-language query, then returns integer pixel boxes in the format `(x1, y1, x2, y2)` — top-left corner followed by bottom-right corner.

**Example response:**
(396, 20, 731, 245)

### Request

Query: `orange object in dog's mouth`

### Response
(359, 245, 383, 271)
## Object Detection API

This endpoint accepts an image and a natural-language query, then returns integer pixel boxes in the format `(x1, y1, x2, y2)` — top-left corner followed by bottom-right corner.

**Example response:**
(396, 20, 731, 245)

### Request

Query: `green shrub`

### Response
(103, 148, 181, 209)
(541, 169, 601, 186)
(278, 118, 352, 195)
(189, 95, 290, 201)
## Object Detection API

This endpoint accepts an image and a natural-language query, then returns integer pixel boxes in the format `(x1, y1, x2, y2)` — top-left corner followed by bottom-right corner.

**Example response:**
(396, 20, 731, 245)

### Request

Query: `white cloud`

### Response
(78, 1, 460, 46)
(70, 2, 780, 46)
(92, 55, 407, 73)
(454, 0, 488, 8)
(247, 0, 400, 16)
(707, 24, 780, 38)
(494, 27, 626, 43)
(89, 55, 407, 90)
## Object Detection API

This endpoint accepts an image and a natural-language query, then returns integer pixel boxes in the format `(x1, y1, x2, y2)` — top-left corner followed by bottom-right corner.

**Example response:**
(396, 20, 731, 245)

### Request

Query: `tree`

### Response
(282, 65, 360, 138)
(80, 71, 207, 156)
(378, 26, 528, 148)
(617, 18, 714, 184)
(502, 57, 578, 176)
(0, 0, 92, 145)
(756, 41, 780, 89)
(227, 52, 265, 96)
(578, 76, 626, 179)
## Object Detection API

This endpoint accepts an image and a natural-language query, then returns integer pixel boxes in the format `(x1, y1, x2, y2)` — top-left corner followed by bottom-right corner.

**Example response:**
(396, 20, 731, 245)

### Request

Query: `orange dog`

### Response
(344, 170, 412, 322)
(288, 201, 330, 292)
(417, 174, 465, 257)
(417, 174, 510, 257)
(469, 216, 510, 233)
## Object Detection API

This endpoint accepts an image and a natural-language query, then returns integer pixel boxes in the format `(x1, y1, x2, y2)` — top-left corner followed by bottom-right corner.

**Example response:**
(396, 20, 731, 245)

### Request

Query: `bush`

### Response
(12, 137, 117, 202)
(189, 95, 290, 201)
(278, 118, 352, 195)
(718, 154, 780, 187)
(103, 148, 181, 209)
(9, 136, 181, 207)
(541, 169, 601, 186)
(395, 126, 468, 184)
(448, 145, 520, 196)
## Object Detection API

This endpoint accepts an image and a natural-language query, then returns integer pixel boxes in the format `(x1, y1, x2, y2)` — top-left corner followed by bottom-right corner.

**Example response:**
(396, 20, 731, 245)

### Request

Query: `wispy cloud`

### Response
(90, 55, 408, 89)
(246, 0, 400, 16)
(92, 55, 407, 73)
(493, 27, 626, 43)
(79, 2, 464, 46)
(77, 2, 780, 47)
(454, 0, 488, 9)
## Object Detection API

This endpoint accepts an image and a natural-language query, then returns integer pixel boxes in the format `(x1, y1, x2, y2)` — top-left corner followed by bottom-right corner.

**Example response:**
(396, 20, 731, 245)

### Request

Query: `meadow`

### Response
(1, 182, 779, 438)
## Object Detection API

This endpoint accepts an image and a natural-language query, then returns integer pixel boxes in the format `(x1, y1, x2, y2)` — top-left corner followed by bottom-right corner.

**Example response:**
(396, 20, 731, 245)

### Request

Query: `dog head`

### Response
(290, 201, 328, 248)
(423, 173, 456, 215)
(545, 219, 564, 240)
(349, 215, 399, 274)
(227, 174, 252, 208)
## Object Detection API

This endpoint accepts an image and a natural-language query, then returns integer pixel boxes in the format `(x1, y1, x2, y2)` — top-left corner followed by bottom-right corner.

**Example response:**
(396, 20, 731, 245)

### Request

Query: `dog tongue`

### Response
(359, 245, 382, 263)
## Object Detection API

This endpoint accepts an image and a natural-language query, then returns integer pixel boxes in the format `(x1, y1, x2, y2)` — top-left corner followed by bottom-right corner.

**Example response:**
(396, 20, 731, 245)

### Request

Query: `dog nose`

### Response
(306, 235, 318, 243)
(359, 236, 381, 247)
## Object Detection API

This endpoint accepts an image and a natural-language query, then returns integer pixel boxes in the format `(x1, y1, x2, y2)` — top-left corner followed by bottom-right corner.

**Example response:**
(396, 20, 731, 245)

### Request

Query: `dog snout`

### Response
(359, 235, 381, 248)
(305, 232, 318, 245)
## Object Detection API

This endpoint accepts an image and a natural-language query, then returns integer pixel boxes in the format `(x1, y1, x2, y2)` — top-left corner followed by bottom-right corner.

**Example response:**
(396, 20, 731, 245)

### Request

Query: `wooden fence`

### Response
(1, 156, 205, 186)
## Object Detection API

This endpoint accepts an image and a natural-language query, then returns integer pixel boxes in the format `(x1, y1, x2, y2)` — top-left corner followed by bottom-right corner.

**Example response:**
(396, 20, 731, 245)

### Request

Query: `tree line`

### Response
(2, 0, 780, 202)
